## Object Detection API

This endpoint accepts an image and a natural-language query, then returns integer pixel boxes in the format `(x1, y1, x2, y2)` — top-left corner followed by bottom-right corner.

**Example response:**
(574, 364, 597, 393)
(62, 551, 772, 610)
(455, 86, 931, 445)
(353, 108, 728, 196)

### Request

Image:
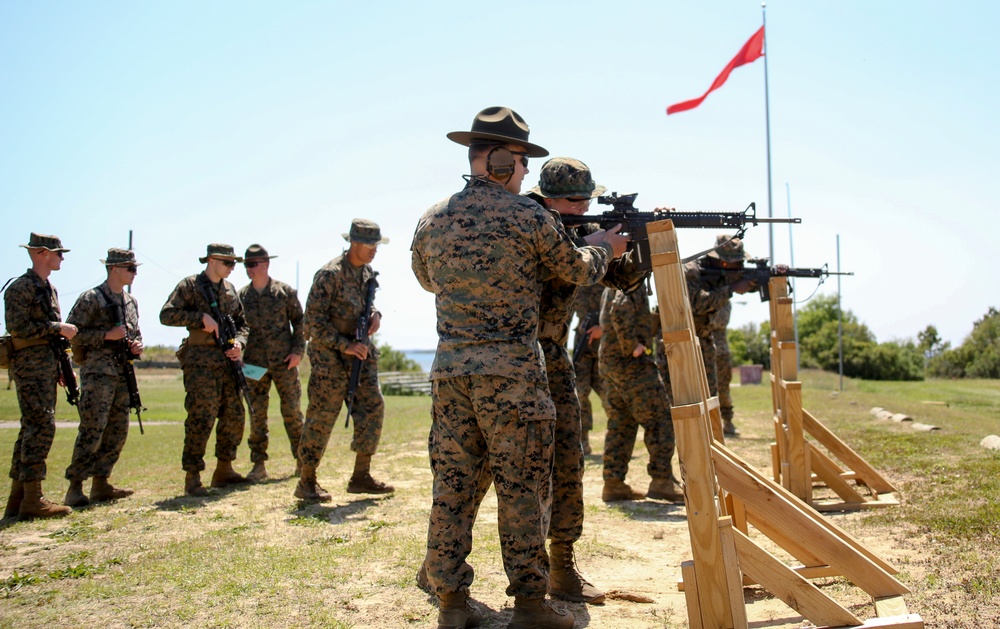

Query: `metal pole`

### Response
(787, 183, 798, 371)
(762, 2, 775, 263)
(837, 234, 844, 391)
(127, 230, 133, 294)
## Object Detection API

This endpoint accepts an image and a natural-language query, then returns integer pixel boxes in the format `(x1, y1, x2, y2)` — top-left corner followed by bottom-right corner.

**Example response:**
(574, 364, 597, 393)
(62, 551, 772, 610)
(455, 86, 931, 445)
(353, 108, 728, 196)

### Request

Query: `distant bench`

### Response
(380, 371, 432, 396)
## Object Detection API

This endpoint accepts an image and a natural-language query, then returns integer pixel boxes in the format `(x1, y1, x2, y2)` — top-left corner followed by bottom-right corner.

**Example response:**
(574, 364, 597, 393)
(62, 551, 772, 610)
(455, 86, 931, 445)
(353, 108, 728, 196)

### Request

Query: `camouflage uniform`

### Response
(160, 272, 249, 473)
(685, 259, 735, 402)
(64, 281, 141, 482)
(238, 278, 305, 463)
(570, 282, 608, 435)
(712, 301, 734, 419)
(598, 286, 677, 484)
(300, 253, 383, 468)
(5, 269, 63, 483)
(411, 175, 610, 600)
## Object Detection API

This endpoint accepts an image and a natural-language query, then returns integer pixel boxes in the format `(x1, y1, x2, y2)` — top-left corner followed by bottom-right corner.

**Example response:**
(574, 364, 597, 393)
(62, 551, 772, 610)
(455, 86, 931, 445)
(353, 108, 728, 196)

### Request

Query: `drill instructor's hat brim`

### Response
(447, 106, 549, 158)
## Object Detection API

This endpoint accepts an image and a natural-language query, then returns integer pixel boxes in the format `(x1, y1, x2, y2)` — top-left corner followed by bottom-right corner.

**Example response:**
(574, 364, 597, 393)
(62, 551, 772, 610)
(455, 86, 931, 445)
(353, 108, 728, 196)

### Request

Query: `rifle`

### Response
(50, 336, 81, 408)
(700, 258, 854, 302)
(196, 280, 255, 417)
(571, 312, 598, 367)
(560, 192, 800, 272)
(103, 289, 146, 434)
(345, 272, 379, 428)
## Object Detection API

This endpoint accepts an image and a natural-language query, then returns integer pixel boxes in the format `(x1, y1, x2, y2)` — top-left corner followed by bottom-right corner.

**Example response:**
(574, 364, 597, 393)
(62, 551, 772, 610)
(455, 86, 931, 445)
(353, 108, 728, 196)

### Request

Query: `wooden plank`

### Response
(718, 518, 749, 629)
(744, 508, 828, 568)
(681, 561, 704, 629)
(712, 444, 909, 597)
(784, 381, 810, 502)
(661, 328, 693, 344)
(650, 220, 731, 628)
(810, 442, 867, 503)
(851, 614, 924, 628)
(732, 528, 861, 627)
(741, 565, 842, 585)
(874, 596, 909, 617)
(803, 409, 898, 494)
(650, 250, 678, 266)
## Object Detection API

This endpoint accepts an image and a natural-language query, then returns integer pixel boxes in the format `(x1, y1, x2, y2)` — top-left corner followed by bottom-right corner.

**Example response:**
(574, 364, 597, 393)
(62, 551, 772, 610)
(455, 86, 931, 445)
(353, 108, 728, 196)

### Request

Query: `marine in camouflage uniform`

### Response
(238, 244, 306, 483)
(570, 282, 610, 455)
(599, 285, 682, 502)
(712, 301, 734, 426)
(297, 219, 391, 502)
(685, 235, 754, 437)
(63, 248, 144, 507)
(160, 243, 251, 497)
(411, 108, 625, 629)
(3, 233, 75, 520)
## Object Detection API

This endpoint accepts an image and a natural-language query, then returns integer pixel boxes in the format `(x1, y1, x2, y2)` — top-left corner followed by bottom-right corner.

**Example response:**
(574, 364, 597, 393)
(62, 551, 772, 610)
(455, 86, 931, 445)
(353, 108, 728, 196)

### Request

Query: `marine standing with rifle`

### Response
(297, 219, 392, 503)
(238, 244, 306, 483)
(570, 282, 609, 455)
(160, 244, 251, 497)
(685, 235, 755, 437)
(3, 233, 75, 520)
(63, 248, 143, 507)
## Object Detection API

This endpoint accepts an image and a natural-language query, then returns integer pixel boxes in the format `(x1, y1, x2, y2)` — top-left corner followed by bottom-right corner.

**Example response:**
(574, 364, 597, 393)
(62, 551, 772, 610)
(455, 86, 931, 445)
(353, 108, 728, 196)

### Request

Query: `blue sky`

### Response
(2, 1, 997, 351)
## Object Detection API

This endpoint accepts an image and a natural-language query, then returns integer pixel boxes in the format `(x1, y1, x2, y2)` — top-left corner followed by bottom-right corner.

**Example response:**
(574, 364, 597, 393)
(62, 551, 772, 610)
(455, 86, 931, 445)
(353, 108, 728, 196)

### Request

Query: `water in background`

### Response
(402, 349, 435, 373)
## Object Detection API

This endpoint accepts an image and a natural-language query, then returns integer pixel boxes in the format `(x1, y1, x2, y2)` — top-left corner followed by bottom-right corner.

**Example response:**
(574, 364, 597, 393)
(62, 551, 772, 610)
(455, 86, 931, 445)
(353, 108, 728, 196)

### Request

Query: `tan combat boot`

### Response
(547, 541, 605, 604)
(64, 480, 90, 507)
(581, 430, 592, 456)
(246, 461, 268, 483)
(437, 591, 484, 629)
(210, 460, 248, 487)
(647, 477, 684, 502)
(347, 453, 394, 494)
(601, 478, 645, 502)
(18, 480, 72, 520)
(294, 465, 331, 502)
(91, 476, 134, 502)
(722, 419, 741, 437)
(185, 471, 209, 497)
(3, 479, 24, 519)
(508, 596, 574, 629)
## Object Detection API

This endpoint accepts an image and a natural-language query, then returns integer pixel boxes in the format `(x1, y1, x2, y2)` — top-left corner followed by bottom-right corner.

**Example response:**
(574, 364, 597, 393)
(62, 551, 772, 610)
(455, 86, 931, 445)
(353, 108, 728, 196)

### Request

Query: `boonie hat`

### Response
(199, 243, 243, 263)
(707, 235, 749, 263)
(20, 232, 69, 253)
(342, 219, 389, 245)
(101, 248, 142, 267)
(447, 106, 549, 158)
(527, 157, 607, 200)
(244, 244, 277, 262)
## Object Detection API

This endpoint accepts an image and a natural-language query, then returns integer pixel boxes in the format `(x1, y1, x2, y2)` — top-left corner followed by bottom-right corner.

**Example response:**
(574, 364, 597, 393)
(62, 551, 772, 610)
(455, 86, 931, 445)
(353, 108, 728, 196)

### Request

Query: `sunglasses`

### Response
(509, 151, 529, 168)
(121, 265, 138, 274)
(212, 258, 237, 268)
(565, 197, 592, 204)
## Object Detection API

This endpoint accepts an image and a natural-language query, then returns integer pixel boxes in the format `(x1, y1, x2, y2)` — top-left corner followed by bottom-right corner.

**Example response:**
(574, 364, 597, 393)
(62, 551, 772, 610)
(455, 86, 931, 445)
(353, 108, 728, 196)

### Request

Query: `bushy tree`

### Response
(928, 307, 1000, 378)
(727, 322, 770, 369)
(377, 342, 422, 372)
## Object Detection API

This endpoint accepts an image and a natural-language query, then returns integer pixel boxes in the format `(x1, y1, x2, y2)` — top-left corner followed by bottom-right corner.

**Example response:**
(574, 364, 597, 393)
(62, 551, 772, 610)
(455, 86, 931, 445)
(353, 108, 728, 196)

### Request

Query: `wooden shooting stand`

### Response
(767, 277, 899, 511)
(647, 220, 922, 629)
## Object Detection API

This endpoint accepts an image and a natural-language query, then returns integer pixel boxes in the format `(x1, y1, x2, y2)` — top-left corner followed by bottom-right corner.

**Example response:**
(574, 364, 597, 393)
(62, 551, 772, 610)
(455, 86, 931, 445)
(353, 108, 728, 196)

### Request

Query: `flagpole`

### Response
(762, 2, 774, 263)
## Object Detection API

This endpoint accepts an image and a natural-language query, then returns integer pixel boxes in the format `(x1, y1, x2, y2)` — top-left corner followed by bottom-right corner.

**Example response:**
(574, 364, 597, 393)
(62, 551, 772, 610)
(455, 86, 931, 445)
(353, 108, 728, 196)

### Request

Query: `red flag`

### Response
(667, 26, 765, 115)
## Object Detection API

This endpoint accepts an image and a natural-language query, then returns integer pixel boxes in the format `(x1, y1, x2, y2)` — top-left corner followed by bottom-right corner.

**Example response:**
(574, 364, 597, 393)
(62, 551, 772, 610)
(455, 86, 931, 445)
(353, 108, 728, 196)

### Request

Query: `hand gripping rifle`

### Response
(103, 289, 146, 434)
(701, 259, 854, 302)
(50, 336, 81, 408)
(345, 272, 379, 428)
(559, 192, 801, 272)
(197, 281, 255, 418)
(571, 312, 598, 368)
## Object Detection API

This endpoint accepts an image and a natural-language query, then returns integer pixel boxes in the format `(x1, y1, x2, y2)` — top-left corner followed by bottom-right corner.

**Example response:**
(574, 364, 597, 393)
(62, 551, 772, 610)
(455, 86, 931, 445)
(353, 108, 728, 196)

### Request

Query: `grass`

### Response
(0, 368, 998, 627)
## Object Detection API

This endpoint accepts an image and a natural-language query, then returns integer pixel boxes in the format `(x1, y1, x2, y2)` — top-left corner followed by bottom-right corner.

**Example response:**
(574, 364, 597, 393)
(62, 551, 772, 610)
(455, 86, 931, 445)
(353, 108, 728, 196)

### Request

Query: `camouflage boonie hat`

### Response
(199, 243, 243, 263)
(527, 157, 607, 199)
(243, 244, 277, 262)
(101, 248, 142, 267)
(342, 219, 389, 245)
(20, 232, 69, 253)
(707, 235, 749, 263)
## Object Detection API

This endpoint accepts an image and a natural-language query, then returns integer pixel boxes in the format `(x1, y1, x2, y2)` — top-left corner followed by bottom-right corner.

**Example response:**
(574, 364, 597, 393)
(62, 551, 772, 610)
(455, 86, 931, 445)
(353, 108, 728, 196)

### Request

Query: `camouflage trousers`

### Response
(300, 353, 384, 468)
(601, 360, 676, 482)
(574, 347, 607, 433)
(247, 366, 304, 463)
(181, 362, 245, 472)
(424, 375, 555, 599)
(65, 373, 130, 481)
(699, 331, 719, 398)
(8, 347, 58, 482)
(541, 339, 585, 543)
(713, 327, 734, 419)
